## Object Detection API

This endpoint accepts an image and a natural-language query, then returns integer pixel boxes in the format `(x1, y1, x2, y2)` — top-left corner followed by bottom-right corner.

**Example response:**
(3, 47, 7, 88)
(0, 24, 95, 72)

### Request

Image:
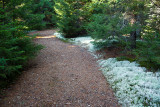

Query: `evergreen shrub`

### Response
(25, 14, 46, 30)
(134, 36, 160, 70)
(86, 13, 134, 49)
(54, 0, 86, 38)
(0, 21, 43, 88)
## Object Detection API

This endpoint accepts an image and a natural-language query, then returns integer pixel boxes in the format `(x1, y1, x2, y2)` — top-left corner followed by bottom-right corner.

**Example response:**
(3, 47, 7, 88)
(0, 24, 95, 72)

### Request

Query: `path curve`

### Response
(0, 30, 119, 107)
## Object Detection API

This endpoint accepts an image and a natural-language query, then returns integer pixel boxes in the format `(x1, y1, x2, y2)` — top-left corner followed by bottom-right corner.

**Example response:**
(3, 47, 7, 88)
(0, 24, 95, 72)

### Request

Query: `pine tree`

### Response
(0, 0, 43, 88)
(54, 0, 88, 38)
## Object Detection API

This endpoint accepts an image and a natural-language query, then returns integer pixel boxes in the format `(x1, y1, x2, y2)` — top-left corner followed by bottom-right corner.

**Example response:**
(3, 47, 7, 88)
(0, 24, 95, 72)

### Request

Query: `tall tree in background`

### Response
(119, 0, 150, 48)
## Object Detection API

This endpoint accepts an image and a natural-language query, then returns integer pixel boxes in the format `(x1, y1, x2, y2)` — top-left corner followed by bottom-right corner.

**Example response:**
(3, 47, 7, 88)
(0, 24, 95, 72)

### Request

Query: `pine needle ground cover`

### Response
(55, 32, 160, 107)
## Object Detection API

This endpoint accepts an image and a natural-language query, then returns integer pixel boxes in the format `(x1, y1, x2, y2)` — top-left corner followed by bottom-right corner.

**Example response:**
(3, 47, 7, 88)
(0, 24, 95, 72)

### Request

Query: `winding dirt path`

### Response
(0, 30, 119, 107)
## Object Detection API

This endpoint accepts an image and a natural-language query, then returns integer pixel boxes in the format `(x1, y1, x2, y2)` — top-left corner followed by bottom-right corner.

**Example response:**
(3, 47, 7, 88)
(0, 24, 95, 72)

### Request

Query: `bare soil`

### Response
(0, 29, 119, 107)
(96, 47, 135, 60)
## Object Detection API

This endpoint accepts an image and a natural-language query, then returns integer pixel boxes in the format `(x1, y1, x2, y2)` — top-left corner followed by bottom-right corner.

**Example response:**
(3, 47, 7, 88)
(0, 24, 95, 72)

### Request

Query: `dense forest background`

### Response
(0, 0, 160, 88)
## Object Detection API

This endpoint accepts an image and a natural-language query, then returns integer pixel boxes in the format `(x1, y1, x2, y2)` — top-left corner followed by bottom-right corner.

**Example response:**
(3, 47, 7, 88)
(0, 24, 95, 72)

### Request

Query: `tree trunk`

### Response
(129, 13, 137, 49)
(130, 31, 136, 49)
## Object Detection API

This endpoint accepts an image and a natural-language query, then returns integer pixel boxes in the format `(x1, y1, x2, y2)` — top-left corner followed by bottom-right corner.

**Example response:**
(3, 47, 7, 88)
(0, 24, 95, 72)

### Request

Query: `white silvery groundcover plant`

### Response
(54, 32, 160, 107)
(98, 58, 160, 107)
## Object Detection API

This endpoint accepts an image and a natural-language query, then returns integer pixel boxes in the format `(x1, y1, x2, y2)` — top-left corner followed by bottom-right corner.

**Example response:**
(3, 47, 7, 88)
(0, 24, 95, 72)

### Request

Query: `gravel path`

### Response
(0, 30, 119, 107)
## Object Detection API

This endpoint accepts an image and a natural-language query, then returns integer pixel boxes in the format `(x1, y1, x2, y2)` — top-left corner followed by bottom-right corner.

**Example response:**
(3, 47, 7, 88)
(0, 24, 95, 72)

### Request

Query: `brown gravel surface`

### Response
(0, 29, 119, 107)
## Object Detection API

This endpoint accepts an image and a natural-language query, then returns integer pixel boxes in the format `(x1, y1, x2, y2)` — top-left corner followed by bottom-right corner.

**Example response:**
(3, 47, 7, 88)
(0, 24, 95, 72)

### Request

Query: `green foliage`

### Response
(54, 0, 87, 38)
(84, 0, 160, 70)
(117, 56, 136, 62)
(59, 38, 74, 44)
(92, 40, 115, 50)
(134, 35, 160, 71)
(0, 24, 43, 86)
(132, 2, 160, 70)
(34, 0, 56, 26)
(25, 14, 46, 30)
(0, 0, 159, 88)
(0, 0, 43, 88)
(3, 0, 57, 30)
(86, 13, 135, 49)
(24, 0, 57, 30)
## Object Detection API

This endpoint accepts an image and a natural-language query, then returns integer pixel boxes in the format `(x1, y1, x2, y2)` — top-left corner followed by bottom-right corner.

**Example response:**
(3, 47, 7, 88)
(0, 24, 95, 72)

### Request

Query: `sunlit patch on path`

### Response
(36, 35, 56, 39)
